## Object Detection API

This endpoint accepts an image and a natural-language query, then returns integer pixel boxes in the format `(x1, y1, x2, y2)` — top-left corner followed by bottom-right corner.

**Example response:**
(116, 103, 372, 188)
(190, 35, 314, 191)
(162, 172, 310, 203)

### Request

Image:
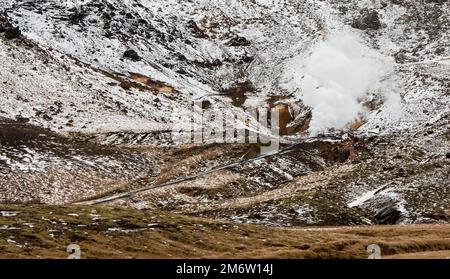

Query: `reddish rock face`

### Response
(129, 73, 175, 94)
(274, 103, 293, 135)
(350, 119, 366, 131)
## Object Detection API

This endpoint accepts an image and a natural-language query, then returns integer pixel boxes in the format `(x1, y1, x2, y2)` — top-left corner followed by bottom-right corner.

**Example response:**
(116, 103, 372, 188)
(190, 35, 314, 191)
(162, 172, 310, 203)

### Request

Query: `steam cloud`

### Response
(283, 32, 391, 135)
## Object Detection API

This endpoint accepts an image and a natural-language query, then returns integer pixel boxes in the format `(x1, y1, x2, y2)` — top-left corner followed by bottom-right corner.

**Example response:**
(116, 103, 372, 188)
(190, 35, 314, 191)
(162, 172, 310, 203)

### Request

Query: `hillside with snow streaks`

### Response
(0, 0, 449, 226)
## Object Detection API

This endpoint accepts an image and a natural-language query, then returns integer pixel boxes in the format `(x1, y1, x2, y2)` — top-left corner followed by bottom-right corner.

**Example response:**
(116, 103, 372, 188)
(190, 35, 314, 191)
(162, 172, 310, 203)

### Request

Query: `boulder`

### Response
(351, 9, 381, 30)
(374, 202, 402, 224)
(123, 49, 141, 61)
(227, 35, 251, 47)
(4, 26, 21, 39)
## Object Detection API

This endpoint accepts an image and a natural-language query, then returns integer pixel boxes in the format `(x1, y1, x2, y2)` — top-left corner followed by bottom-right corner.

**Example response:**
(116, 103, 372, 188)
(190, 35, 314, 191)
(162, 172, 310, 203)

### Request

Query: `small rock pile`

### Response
(0, 14, 21, 40)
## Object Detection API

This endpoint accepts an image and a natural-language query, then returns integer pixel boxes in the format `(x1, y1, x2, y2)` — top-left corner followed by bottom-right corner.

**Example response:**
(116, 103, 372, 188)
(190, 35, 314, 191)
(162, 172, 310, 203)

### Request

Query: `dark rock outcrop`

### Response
(187, 19, 207, 38)
(123, 49, 141, 61)
(351, 9, 381, 30)
(374, 202, 402, 224)
(227, 35, 251, 47)
(0, 13, 21, 39)
(4, 26, 21, 39)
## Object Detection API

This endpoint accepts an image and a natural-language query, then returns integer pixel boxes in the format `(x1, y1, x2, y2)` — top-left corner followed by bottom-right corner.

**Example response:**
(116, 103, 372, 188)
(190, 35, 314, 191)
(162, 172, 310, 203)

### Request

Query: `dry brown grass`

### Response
(129, 72, 175, 94)
(0, 205, 449, 259)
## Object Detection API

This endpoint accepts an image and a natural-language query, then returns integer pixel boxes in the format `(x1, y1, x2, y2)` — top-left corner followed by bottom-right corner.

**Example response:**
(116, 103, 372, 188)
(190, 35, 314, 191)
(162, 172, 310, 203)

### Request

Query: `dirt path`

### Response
(77, 135, 339, 205)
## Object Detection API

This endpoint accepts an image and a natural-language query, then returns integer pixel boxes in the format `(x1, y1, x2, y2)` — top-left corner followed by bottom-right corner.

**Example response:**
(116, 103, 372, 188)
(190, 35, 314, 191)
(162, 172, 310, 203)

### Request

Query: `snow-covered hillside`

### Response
(0, 0, 449, 226)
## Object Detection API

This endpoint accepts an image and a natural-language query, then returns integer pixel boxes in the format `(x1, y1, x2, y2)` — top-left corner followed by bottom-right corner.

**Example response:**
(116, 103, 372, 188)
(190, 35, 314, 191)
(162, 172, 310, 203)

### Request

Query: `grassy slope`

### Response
(0, 205, 449, 259)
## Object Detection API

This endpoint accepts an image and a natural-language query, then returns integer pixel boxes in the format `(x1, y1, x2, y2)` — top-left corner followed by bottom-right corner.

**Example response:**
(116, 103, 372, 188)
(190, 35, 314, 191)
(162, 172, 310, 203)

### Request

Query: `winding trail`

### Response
(77, 134, 344, 205)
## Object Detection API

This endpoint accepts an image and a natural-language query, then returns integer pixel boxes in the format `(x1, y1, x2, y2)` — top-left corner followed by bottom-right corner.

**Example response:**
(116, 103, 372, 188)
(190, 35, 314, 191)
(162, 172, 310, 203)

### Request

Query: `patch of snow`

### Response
(0, 211, 21, 217)
(348, 184, 390, 208)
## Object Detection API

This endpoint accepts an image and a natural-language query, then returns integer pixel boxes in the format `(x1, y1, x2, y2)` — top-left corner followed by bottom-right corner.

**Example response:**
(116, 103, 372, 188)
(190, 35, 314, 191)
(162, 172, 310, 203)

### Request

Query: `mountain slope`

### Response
(0, 0, 449, 227)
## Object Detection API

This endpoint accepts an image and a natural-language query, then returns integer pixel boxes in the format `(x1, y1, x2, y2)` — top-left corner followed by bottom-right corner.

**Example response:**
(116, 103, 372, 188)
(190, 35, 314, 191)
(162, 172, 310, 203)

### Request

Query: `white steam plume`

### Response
(282, 32, 392, 135)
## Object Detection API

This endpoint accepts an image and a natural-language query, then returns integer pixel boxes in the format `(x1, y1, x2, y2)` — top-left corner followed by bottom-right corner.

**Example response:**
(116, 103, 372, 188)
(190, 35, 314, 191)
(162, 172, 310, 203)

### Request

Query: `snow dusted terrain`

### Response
(0, 0, 449, 226)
